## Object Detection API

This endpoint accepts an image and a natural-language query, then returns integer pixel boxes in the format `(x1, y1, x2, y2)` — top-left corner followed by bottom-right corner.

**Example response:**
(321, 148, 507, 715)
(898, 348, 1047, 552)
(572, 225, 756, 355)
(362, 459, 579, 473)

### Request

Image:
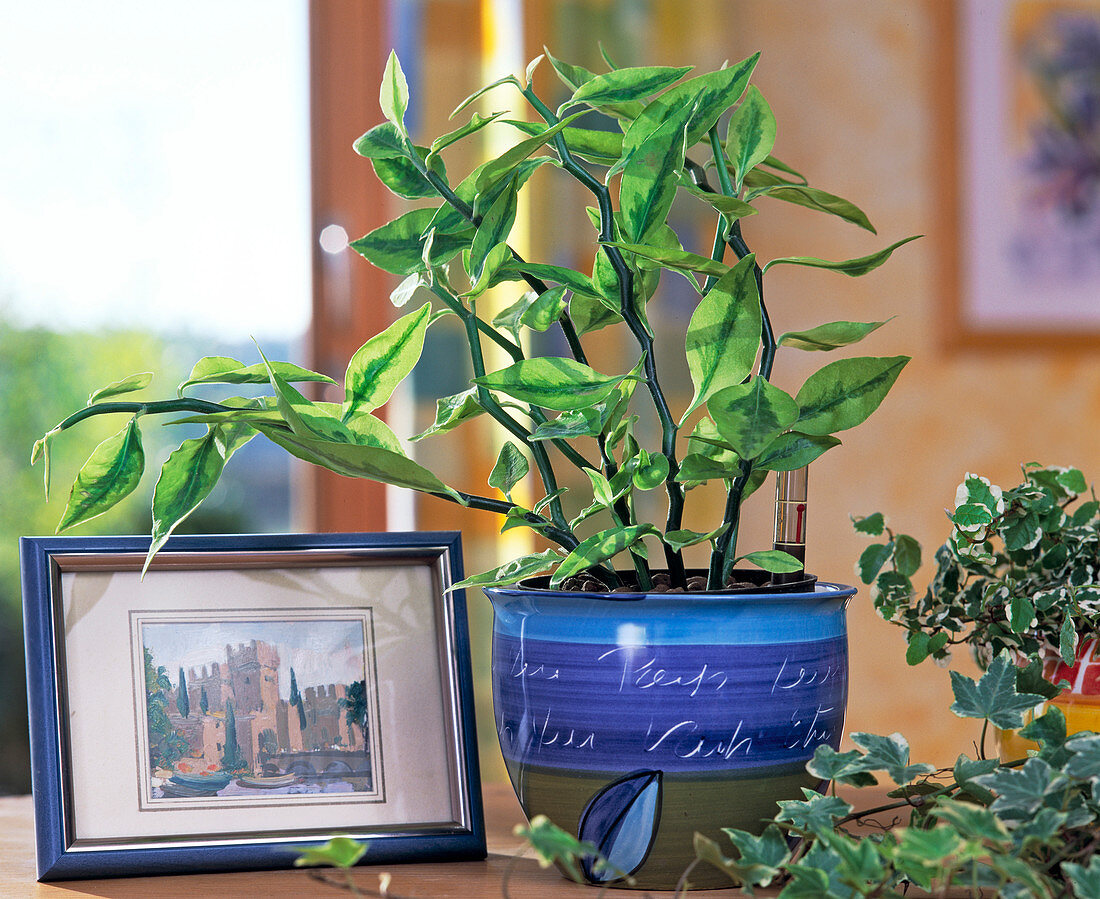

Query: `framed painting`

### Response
(945, 0, 1100, 348)
(19, 531, 484, 880)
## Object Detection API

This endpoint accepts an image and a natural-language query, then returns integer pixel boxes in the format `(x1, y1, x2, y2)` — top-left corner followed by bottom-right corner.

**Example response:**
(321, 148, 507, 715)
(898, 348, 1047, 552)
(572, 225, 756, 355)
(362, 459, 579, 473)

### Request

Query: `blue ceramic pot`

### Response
(484, 577, 855, 890)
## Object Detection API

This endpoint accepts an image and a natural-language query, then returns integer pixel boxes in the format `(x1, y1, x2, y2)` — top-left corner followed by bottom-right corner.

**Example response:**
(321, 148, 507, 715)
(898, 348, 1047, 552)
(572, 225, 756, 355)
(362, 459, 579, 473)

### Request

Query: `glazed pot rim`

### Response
(484, 571, 856, 603)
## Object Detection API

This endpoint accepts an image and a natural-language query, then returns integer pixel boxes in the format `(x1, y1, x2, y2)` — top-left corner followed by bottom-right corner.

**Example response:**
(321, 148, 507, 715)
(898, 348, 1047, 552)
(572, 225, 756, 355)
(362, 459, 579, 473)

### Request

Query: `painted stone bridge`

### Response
(267, 748, 372, 779)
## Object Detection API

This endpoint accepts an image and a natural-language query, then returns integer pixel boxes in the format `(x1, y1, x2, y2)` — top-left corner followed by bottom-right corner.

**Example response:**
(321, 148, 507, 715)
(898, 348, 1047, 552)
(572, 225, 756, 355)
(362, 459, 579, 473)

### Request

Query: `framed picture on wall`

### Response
(20, 532, 484, 881)
(949, 0, 1100, 347)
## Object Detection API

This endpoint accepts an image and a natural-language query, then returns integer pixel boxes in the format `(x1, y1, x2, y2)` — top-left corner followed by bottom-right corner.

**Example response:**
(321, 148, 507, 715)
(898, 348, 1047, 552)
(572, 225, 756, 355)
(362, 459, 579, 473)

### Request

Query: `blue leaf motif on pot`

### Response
(577, 770, 662, 883)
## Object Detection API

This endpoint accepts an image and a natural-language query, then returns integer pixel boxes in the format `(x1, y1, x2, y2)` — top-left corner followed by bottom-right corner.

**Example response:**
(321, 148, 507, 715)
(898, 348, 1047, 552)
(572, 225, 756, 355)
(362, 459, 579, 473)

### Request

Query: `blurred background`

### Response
(2, 0, 1099, 794)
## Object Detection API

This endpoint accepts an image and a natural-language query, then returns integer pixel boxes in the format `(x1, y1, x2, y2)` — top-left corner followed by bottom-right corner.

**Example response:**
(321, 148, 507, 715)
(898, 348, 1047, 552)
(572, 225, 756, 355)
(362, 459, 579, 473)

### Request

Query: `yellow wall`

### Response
(408, 0, 1100, 777)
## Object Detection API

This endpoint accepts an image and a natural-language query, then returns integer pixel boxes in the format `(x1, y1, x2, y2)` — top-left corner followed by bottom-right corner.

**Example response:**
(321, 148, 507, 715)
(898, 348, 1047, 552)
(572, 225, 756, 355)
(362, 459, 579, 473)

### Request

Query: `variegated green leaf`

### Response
(682, 253, 762, 422)
(463, 242, 513, 297)
(726, 85, 776, 191)
(450, 73, 521, 120)
(708, 377, 799, 461)
(427, 110, 507, 163)
(529, 409, 603, 442)
(604, 240, 730, 278)
(370, 149, 446, 200)
(743, 170, 876, 232)
(778, 319, 890, 351)
(569, 65, 691, 107)
(57, 418, 145, 532)
(469, 173, 520, 282)
(754, 431, 841, 472)
(739, 549, 802, 573)
(413, 389, 484, 441)
(351, 207, 472, 276)
(451, 549, 563, 591)
(550, 525, 659, 588)
(473, 112, 584, 195)
(474, 357, 632, 411)
(619, 100, 695, 243)
(622, 54, 759, 158)
(145, 424, 254, 572)
(506, 119, 624, 165)
(352, 122, 408, 160)
(520, 286, 568, 331)
(88, 371, 153, 405)
(380, 50, 409, 135)
(343, 303, 431, 417)
(763, 235, 921, 276)
(794, 355, 910, 436)
(256, 422, 459, 500)
(663, 525, 728, 551)
(178, 356, 335, 393)
(488, 442, 529, 499)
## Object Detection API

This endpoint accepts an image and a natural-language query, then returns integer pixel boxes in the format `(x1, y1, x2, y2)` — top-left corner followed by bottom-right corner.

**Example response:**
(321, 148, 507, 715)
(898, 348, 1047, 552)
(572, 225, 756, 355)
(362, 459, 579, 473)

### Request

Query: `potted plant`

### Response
(854, 464, 1100, 753)
(33, 50, 917, 888)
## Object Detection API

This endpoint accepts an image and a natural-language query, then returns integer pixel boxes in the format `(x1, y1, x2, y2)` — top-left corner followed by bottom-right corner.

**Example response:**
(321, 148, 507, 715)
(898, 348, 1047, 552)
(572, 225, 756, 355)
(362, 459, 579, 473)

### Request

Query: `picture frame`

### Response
(939, 0, 1100, 350)
(20, 531, 485, 881)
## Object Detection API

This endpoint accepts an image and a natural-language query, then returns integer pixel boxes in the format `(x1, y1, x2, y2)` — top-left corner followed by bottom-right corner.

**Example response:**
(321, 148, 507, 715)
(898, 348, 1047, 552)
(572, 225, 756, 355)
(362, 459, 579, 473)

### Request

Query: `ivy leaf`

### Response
(851, 512, 886, 536)
(857, 542, 894, 584)
(777, 319, 890, 352)
(550, 525, 659, 587)
(949, 654, 1046, 729)
(928, 799, 1010, 846)
(1060, 616, 1077, 667)
(516, 814, 601, 883)
(1019, 704, 1067, 748)
(293, 836, 368, 869)
(343, 303, 432, 417)
(145, 424, 253, 574)
(380, 50, 410, 136)
(726, 85, 776, 191)
(893, 533, 922, 577)
(849, 731, 936, 785)
(794, 355, 910, 436)
(451, 549, 562, 591)
(57, 418, 145, 532)
(806, 745, 878, 788)
(720, 825, 791, 887)
(775, 789, 852, 835)
(475, 357, 635, 412)
(906, 632, 931, 666)
(488, 441, 529, 499)
(762, 235, 920, 276)
(1065, 732, 1100, 780)
(682, 254, 762, 422)
(87, 371, 153, 405)
(708, 377, 799, 461)
(953, 753, 998, 803)
(1062, 858, 1100, 899)
(971, 757, 1061, 817)
(570, 65, 691, 107)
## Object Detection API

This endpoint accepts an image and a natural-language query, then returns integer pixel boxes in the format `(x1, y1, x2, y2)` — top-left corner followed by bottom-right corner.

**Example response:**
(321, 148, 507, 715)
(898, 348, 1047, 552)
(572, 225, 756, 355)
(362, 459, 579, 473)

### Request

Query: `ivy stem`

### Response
(525, 87, 686, 587)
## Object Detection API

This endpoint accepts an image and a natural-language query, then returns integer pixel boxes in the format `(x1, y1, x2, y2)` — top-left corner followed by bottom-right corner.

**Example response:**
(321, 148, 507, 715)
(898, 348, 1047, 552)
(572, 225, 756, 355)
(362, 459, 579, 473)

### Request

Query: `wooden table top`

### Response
(0, 783, 762, 898)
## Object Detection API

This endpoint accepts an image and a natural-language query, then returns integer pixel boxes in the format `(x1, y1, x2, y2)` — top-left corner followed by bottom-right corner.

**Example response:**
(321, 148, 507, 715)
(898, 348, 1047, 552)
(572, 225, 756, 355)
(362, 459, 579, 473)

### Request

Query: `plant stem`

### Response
(701, 129, 780, 587)
(428, 283, 598, 472)
(46, 398, 243, 435)
(524, 86, 687, 587)
(433, 489, 579, 552)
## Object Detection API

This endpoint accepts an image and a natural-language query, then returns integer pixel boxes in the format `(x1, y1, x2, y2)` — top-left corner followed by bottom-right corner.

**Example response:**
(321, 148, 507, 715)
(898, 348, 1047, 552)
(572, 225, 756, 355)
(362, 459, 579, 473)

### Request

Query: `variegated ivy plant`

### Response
(34, 50, 917, 588)
(854, 464, 1100, 669)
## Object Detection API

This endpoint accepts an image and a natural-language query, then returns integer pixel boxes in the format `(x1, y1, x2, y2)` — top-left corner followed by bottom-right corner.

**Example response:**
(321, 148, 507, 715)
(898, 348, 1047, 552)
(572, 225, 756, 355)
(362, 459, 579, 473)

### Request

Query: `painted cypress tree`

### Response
(221, 699, 246, 771)
(199, 685, 209, 716)
(177, 667, 190, 718)
(290, 667, 308, 730)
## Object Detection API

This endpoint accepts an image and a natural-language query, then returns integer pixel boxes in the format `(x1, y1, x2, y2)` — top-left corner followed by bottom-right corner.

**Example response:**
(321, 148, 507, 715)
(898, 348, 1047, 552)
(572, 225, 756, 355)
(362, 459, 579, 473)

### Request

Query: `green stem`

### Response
(47, 398, 239, 435)
(702, 129, 779, 587)
(413, 161, 589, 365)
(524, 86, 686, 587)
(428, 283, 597, 472)
(433, 489, 578, 552)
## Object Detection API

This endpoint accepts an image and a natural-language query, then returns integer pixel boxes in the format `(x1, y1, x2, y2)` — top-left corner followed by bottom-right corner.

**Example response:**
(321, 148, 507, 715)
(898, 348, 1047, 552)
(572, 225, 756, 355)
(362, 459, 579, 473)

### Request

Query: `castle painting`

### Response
(138, 614, 380, 804)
